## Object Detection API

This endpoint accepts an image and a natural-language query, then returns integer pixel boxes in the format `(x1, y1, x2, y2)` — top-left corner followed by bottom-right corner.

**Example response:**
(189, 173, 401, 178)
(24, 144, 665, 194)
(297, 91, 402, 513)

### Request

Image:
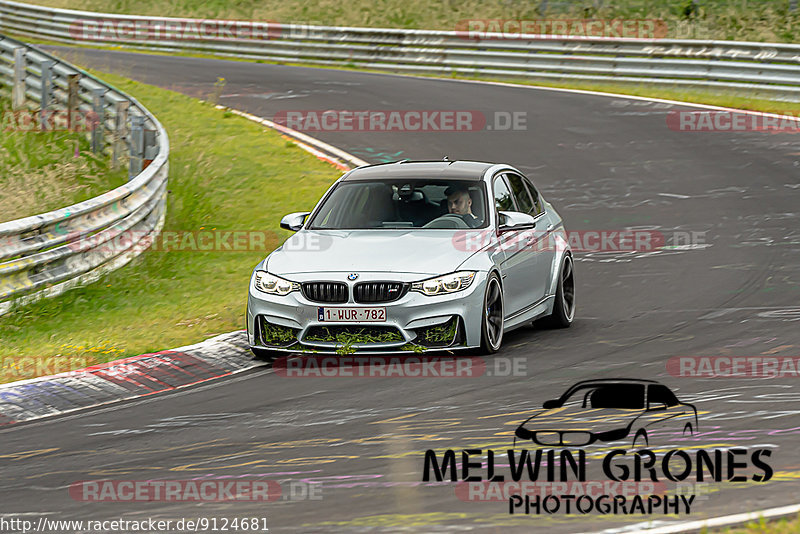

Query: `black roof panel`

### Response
(342, 160, 496, 182)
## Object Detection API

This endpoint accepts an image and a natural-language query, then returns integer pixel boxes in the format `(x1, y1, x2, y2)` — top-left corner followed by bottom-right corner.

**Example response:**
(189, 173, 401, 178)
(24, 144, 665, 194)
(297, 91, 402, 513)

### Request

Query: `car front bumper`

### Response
(246, 271, 488, 353)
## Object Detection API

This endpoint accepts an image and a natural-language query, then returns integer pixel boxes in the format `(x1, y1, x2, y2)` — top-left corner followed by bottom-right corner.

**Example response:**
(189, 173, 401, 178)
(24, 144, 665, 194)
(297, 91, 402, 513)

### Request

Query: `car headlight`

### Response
(411, 271, 476, 296)
(254, 270, 299, 296)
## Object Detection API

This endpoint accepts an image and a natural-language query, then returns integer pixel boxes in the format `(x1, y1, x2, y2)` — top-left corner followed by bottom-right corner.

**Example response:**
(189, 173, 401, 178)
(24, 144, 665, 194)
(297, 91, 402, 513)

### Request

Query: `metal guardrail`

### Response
(1, 0, 800, 100)
(0, 32, 168, 314)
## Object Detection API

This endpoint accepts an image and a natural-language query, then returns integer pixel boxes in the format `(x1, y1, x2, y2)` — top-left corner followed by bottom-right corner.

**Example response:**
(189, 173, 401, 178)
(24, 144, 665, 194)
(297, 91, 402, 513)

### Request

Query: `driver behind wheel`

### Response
(445, 186, 481, 228)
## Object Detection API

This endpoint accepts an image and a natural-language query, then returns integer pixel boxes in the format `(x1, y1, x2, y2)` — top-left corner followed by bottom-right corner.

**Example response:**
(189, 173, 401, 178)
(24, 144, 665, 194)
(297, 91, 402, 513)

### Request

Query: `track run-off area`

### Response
(2, 47, 800, 533)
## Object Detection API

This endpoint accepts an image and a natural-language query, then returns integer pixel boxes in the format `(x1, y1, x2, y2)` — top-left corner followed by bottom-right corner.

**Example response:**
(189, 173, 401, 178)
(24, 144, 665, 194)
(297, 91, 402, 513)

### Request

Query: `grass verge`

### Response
(707, 512, 800, 533)
(0, 70, 341, 383)
(472, 77, 800, 116)
(0, 96, 128, 222)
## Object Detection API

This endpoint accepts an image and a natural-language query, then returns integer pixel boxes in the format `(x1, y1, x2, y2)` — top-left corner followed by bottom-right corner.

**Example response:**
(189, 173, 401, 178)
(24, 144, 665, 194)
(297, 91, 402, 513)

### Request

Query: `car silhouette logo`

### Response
(348, 273, 359, 280)
(514, 378, 698, 448)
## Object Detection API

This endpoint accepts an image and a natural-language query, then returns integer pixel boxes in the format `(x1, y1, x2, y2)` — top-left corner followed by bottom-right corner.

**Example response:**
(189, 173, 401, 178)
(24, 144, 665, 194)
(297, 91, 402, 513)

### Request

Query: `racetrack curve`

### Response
(2, 47, 800, 533)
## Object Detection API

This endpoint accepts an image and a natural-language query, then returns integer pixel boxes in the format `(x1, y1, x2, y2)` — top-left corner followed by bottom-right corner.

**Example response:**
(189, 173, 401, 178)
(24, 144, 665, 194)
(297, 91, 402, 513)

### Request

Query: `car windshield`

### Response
(307, 179, 489, 229)
(562, 384, 645, 409)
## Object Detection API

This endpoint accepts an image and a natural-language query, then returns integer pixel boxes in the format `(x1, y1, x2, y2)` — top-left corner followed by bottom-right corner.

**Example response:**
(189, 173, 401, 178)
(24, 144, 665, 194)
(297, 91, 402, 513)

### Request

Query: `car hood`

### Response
(519, 406, 642, 433)
(266, 229, 481, 275)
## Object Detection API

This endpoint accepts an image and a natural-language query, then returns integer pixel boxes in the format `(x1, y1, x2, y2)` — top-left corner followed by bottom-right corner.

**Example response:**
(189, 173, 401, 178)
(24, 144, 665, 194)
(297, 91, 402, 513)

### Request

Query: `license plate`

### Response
(318, 307, 386, 322)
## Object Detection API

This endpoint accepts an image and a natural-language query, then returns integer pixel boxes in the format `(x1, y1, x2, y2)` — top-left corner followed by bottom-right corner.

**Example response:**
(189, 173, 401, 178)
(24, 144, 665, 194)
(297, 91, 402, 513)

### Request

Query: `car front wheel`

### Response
(479, 273, 504, 354)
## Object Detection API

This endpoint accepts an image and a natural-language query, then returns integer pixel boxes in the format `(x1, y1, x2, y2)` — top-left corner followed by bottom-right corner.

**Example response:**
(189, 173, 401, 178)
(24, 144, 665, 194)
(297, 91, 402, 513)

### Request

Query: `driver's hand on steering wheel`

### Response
(459, 213, 481, 228)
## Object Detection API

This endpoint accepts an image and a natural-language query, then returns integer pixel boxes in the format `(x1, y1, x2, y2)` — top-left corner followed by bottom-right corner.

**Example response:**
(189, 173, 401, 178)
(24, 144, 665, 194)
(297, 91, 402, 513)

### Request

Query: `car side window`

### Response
(648, 385, 679, 407)
(522, 177, 544, 216)
(505, 173, 535, 215)
(493, 176, 515, 213)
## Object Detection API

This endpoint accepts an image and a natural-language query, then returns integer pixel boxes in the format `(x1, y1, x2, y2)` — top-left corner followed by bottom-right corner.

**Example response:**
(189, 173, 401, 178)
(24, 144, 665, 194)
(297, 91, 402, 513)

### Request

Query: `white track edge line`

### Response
(214, 104, 369, 169)
(591, 502, 800, 534)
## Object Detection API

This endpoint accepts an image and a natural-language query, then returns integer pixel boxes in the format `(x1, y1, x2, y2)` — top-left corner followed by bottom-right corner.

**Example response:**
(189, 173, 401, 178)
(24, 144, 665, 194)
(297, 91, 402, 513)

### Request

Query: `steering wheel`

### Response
(422, 213, 471, 229)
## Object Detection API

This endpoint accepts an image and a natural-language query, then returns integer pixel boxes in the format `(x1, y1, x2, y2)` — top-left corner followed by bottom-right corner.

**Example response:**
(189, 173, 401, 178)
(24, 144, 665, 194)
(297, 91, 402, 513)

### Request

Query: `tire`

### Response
(479, 273, 504, 354)
(683, 423, 693, 436)
(539, 253, 575, 328)
(633, 429, 649, 448)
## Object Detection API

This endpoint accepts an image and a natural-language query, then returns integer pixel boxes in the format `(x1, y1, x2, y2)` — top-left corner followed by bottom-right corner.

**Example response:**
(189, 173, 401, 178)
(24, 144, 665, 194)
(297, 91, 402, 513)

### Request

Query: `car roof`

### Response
(565, 379, 660, 389)
(341, 160, 497, 182)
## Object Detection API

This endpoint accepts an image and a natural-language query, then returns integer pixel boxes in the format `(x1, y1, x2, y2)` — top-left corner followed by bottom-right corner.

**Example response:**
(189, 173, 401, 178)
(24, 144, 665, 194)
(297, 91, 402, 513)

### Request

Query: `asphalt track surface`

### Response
(2, 47, 800, 533)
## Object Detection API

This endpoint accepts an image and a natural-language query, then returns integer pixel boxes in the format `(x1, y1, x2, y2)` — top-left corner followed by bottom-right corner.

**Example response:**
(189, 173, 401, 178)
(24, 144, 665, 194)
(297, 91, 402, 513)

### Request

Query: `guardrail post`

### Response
(12, 48, 26, 110)
(39, 60, 54, 131)
(112, 101, 129, 170)
(129, 114, 145, 178)
(39, 59, 55, 131)
(90, 87, 106, 153)
(143, 128, 157, 170)
(67, 73, 80, 131)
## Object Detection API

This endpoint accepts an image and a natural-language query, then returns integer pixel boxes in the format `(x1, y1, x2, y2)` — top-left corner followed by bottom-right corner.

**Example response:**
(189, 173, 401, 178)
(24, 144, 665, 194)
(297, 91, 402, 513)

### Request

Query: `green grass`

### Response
(476, 77, 800, 115)
(305, 327, 405, 355)
(0, 70, 341, 383)
(0, 97, 128, 222)
(706, 512, 800, 533)
(22, 0, 800, 42)
(417, 318, 458, 345)
(260, 322, 298, 345)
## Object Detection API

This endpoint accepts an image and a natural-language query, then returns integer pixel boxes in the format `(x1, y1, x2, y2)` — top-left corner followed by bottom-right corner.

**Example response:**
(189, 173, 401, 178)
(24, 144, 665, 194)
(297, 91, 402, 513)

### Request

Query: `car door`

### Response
(492, 173, 540, 318)
(521, 174, 558, 299)
(503, 172, 551, 305)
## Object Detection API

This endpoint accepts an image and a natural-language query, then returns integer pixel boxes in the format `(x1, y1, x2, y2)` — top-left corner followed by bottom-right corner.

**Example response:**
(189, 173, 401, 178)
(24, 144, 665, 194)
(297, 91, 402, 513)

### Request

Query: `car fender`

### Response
(457, 250, 500, 275)
(546, 224, 572, 297)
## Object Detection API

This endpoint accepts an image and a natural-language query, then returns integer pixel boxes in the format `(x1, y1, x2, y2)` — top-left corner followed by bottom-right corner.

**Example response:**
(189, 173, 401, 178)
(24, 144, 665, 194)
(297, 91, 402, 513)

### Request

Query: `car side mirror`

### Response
(498, 211, 536, 232)
(542, 399, 560, 409)
(280, 212, 310, 232)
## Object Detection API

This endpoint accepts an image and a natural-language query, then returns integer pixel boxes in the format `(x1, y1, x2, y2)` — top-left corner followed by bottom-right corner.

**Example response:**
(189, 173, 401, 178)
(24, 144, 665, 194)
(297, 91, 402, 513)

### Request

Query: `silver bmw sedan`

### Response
(246, 160, 574, 357)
